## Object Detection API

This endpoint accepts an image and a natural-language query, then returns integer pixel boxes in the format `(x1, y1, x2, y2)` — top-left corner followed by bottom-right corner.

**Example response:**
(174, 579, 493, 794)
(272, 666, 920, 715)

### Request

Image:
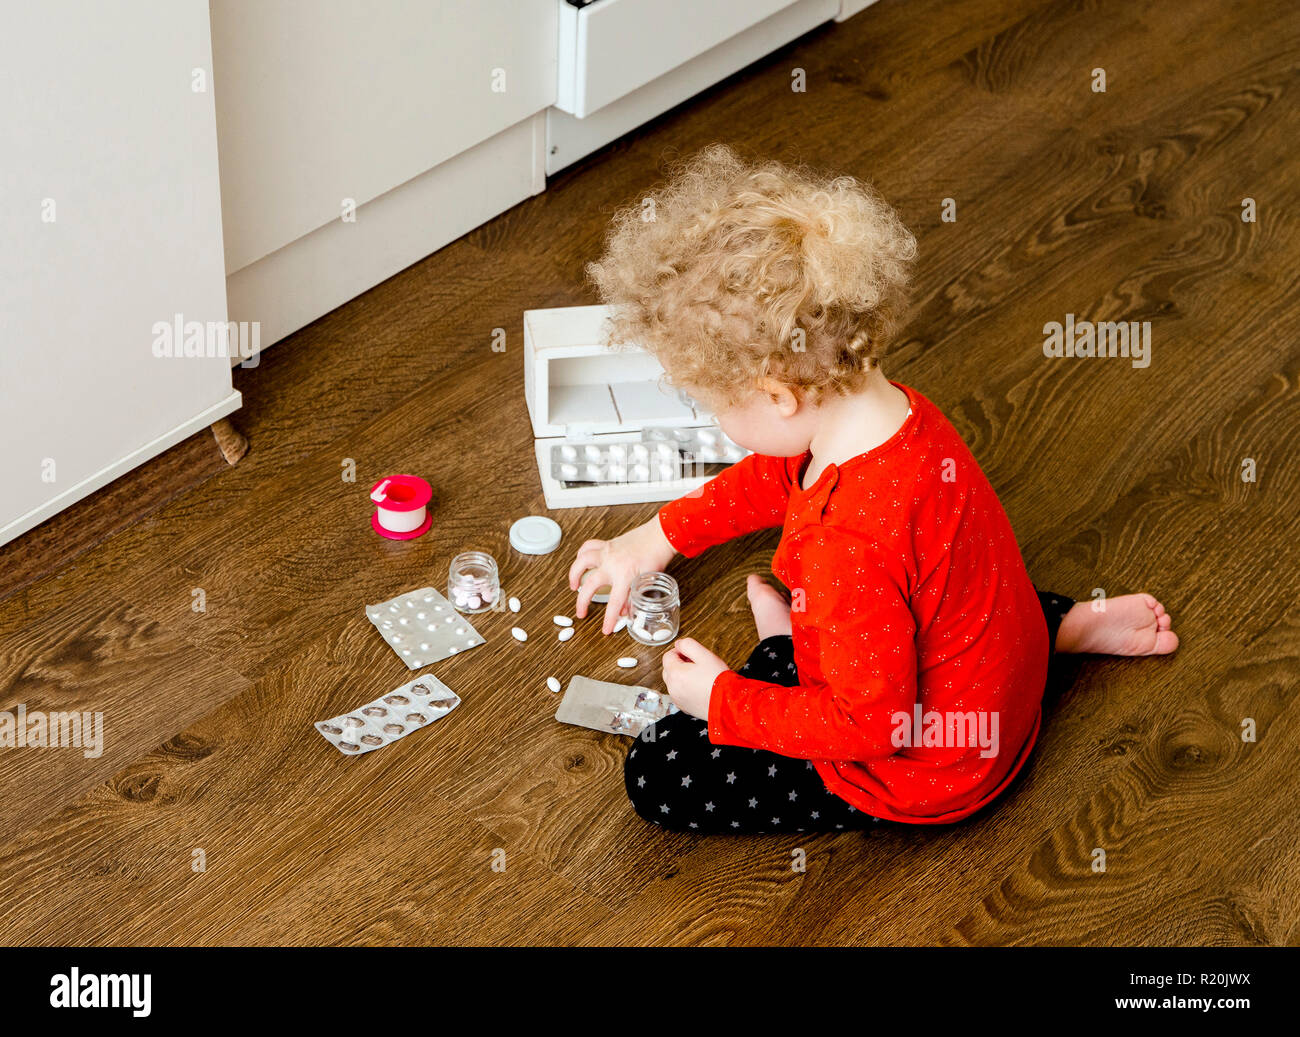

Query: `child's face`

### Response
(691, 382, 817, 458)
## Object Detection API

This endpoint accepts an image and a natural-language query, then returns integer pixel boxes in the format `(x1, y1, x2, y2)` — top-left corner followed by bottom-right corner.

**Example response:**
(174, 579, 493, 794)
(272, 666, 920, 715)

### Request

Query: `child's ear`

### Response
(757, 377, 800, 417)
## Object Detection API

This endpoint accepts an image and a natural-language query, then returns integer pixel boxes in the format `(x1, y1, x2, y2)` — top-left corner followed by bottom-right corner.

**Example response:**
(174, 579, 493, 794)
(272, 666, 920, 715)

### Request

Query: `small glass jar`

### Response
(448, 551, 499, 614)
(628, 571, 680, 645)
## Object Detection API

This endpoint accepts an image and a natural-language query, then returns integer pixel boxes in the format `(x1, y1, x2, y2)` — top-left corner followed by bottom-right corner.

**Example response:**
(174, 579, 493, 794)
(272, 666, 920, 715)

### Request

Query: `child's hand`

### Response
(569, 516, 677, 634)
(661, 638, 729, 721)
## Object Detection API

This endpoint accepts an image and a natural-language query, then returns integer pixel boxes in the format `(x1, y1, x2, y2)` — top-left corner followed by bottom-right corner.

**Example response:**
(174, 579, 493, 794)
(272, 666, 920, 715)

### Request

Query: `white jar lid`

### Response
(509, 515, 562, 555)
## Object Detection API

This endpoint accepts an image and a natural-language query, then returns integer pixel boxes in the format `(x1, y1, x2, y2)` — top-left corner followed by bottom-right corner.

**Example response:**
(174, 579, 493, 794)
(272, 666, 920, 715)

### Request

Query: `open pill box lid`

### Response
(524, 304, 711, 438)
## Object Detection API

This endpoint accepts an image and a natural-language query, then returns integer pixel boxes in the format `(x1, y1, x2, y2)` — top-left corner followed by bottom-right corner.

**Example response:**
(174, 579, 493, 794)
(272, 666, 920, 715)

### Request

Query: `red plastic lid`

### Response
(369, 474, 432, 513)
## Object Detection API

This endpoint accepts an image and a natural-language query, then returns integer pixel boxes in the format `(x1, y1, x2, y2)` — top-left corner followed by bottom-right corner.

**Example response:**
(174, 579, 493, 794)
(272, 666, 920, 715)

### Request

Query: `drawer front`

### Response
(557, 0, 801, 117)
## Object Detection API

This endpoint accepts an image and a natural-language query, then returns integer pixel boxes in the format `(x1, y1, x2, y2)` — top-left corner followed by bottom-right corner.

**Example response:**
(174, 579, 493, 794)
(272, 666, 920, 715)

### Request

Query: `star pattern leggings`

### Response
(624, 588, 1076, 834)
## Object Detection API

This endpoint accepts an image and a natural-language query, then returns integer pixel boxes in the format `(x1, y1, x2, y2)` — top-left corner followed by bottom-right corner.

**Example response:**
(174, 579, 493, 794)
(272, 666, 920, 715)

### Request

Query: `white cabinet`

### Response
(212, 0, 556, 349)
(0, 0, 239, 547)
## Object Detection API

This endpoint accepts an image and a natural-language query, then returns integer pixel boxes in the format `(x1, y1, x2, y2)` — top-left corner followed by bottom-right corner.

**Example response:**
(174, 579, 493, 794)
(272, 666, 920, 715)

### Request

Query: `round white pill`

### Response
(508, 596, 521, 612)
(467, 595, 481, 609)
(561, 445, 577, 461)
(558, 627, 575, 642)
(583, 444, 602, 462)
(631, 444, 649, 460)
(553, 615, 573, 627)
(652, 629, 673, 642)
(617, 657, 637, 668)
(608, 444, 627, 462)
(511, 627, 528, 642)
(546, 677, 562, 693)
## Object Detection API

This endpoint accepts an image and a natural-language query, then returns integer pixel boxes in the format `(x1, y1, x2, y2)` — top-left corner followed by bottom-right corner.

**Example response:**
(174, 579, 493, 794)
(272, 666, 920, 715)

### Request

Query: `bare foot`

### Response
(1055, 593, 1179, 656)
(747, 574, 793, 640)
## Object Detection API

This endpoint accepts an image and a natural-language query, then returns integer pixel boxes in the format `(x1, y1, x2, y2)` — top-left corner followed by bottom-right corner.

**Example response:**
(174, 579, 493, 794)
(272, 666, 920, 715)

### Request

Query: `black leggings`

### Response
(624, 588, 1075, 834)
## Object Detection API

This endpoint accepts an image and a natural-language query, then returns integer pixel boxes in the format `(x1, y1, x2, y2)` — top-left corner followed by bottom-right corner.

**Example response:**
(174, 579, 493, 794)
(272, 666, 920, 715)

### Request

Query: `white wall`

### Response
(0, 0, 239, 546)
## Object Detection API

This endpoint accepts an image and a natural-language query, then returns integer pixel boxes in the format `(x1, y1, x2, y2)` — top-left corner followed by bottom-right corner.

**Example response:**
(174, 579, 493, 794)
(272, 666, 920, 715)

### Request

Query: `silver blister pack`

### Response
(554, 676, 678, 738)
(549, 440, 679, 484)
(641, 425, 747, 464)
(316, 674, 461, 755)
(366, 586, 485, 669)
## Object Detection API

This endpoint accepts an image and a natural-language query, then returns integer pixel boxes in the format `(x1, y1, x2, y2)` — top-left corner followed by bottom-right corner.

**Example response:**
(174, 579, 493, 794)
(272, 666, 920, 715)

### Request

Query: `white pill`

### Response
(560, 463, 578, 479)
(652, 629, 673, 642)
(553, 615, 573, 627)
(613, 615, 629, 633)
(558, 627, 575, 642)
(467, 595, 481, 609)
(617, 657, 638, 668)
(608, 444, 627, 462)
(632, 464, 649, 481)
(585, 463, 604, 480)
(508, 596, 521, 612)
(560, 445, 577, 461)
(608, 463, 627, 482)
(546, 677, 562, 693)
(583, 444, 602, 461)
(511, 627, 528, 642)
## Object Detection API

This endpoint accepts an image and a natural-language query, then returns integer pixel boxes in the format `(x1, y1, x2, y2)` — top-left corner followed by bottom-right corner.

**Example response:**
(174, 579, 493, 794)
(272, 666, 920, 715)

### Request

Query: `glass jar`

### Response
(628, 571, 680, 645)
(448, 551, 499, 613)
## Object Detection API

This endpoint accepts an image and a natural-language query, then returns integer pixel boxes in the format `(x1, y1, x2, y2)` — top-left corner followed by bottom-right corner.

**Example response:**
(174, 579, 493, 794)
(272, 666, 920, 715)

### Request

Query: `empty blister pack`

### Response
(554, 676, 678, 738)
(641, 425, 747, 465)
(316, 674, 461, 755)
(366, 586, 485, 669)
(549, 440, 679, 485)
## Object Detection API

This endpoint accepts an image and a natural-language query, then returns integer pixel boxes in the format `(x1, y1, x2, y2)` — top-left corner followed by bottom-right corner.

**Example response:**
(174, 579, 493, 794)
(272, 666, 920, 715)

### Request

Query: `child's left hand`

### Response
(661, 638, 730, 721)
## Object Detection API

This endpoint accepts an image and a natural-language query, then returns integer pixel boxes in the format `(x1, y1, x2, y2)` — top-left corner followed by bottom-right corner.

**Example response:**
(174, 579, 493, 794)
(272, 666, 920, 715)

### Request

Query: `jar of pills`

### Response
(628, 571, 680, 645)
(448, 551, 499, 613)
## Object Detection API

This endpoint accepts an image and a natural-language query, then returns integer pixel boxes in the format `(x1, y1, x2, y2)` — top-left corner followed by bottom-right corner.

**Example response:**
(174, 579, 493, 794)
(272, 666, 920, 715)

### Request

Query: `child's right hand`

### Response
(568, 515, 677, 634)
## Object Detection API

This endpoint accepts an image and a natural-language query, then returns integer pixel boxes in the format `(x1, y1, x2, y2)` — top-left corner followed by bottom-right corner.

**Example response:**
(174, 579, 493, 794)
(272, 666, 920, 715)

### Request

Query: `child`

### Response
(569, 144, 1177, 834)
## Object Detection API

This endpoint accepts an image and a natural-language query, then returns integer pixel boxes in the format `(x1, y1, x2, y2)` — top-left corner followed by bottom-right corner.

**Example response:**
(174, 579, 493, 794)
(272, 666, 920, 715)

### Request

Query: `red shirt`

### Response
(657, 382, 1049, 824)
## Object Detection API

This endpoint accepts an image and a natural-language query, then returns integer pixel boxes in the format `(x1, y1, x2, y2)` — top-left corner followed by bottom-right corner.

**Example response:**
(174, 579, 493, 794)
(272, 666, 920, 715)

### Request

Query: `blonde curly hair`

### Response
(585, 143, 917, 409)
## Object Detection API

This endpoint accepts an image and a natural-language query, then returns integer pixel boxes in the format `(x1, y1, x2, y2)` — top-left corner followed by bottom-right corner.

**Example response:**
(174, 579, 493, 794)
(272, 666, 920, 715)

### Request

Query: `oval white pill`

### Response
(557, 627, 575, 641)
(508, 597, 521, 612)
(613, 615, 629, 633)
(553, 615, 573, 627)
(560, 445, 577, 461)
(617, 657, 637, 668)
(546, 677, 562, 693)
(511, 627, 528, 642)
(560, 463, 578, 479)
(632, 464, 649, 481)
(652, 629, 673, 642)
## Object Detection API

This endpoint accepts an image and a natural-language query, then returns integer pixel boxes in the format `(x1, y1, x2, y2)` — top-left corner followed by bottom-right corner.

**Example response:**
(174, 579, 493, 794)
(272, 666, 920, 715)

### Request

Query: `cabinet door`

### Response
(211, 0, 558, 275)
(0, 0, 238, 547)
(556, 0, 801, 118)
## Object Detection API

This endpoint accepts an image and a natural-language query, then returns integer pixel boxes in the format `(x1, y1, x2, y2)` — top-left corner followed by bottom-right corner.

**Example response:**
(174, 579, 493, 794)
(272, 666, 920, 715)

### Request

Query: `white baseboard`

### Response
(227, 110, 547, 359)
(0, 390, 243, 548)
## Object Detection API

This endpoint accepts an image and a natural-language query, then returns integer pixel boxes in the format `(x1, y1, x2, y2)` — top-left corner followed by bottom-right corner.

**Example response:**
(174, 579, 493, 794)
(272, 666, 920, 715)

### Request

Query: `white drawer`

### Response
(556, 0, 802, 118)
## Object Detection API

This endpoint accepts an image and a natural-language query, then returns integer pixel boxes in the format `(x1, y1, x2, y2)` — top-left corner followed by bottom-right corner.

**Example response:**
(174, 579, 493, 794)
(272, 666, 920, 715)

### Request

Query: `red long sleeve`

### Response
(708, 525, 919, 760)
(657, 451, 795, 558)
(656, 382, 1050, 824)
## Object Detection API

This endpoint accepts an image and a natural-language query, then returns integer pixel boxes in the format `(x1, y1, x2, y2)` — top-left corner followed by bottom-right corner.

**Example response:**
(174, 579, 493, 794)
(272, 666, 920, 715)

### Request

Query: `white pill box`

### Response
(524, 304, 750, 508)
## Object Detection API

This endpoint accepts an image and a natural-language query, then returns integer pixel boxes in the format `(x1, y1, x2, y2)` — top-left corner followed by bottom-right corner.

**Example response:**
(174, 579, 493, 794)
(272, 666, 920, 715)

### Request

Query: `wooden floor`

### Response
(2, 0, 1298, 946)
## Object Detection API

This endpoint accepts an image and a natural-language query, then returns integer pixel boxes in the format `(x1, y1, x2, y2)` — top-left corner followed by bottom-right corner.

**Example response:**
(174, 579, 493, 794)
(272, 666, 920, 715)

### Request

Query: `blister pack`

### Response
(315, 674, 461, 755)
(366, 586, 485, 669)
(554, 675, 678, 737)
(548, 440, 679, 485)
(641, 425, 746, 465)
